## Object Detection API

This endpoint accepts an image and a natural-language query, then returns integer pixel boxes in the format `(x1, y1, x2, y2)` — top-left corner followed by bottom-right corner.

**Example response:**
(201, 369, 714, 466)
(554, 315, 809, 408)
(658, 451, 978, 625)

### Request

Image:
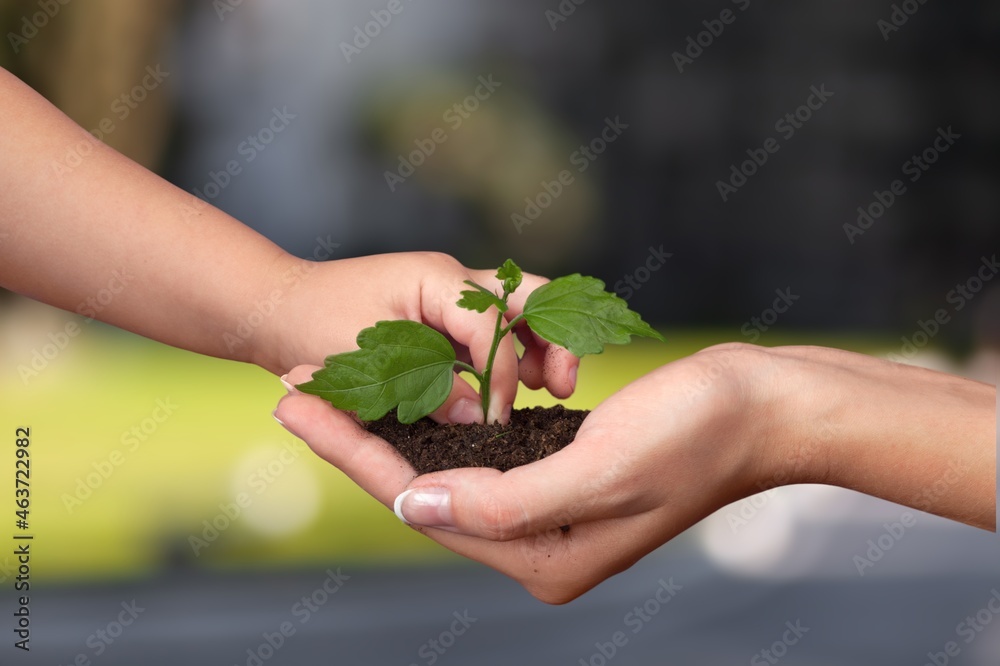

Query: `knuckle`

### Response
(698, 341, 757, 355)
(416, 251, 460, 271)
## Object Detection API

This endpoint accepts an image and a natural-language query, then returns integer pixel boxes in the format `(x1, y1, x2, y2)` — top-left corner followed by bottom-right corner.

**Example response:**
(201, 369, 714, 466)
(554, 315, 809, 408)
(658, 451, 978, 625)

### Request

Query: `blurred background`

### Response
(1, 0, 998, 664)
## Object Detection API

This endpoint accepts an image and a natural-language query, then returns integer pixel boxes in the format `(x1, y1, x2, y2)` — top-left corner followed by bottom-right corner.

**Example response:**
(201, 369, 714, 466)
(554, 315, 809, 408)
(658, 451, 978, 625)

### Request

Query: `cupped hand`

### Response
(256, 252, 578, 424)
(274, 342, 995, 603)
(273, 344, 787, 603)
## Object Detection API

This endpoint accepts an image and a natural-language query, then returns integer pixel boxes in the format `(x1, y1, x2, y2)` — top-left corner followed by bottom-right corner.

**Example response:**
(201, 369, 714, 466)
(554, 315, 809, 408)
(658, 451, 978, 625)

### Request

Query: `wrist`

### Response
(683, 344, 808, 502)
(244, 249, 302, 374)
(694, 344, 838, 495)
(757, 346, 995, 529)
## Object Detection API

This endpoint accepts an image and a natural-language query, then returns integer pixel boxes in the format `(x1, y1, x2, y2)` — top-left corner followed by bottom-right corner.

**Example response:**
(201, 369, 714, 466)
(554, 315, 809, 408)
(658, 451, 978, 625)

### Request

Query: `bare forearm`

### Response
(779, 347, 996, 530)
(0, 68, 291, 367)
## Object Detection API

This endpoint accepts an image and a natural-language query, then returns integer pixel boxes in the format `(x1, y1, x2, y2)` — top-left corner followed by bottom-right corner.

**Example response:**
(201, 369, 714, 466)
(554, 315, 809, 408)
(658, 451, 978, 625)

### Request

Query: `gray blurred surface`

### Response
(10, 511, 1000, 666)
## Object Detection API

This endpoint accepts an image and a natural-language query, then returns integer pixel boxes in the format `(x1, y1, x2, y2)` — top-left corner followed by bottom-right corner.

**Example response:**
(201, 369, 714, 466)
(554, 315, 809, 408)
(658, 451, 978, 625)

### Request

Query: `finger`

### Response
(538, 343, 578, 400)
(499, 271, 579, 399)
(514, 323, 547, 391)
(274, 394, 414, 508)
(427, 373, 486, 425)
(485, 334, 518, 424)
(515, 331, 578, 399)
(281, 364, 322, 393)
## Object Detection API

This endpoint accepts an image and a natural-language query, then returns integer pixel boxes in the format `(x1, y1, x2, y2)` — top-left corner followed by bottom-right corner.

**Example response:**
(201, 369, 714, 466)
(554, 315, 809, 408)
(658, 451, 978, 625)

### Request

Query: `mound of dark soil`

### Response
(364, 405, 588, 474)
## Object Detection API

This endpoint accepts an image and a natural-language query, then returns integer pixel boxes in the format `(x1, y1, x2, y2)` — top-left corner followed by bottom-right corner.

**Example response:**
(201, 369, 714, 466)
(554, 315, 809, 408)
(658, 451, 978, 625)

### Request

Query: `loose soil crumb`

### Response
(364, 405, 589, 474)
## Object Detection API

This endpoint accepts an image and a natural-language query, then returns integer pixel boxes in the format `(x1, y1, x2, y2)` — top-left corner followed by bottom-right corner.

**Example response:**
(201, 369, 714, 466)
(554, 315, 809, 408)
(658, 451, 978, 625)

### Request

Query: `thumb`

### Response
(393, 434, 649, 541)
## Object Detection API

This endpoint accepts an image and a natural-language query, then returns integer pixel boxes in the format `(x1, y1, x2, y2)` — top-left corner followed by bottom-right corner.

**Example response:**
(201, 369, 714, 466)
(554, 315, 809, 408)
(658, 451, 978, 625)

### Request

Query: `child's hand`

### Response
(256, 252, 579, 424)
(0, 71, 573, 425)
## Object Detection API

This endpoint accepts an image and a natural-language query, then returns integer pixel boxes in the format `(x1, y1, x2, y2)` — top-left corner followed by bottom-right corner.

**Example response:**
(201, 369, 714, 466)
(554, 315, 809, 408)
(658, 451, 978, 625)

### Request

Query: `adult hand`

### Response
(274, 344, 995, 603)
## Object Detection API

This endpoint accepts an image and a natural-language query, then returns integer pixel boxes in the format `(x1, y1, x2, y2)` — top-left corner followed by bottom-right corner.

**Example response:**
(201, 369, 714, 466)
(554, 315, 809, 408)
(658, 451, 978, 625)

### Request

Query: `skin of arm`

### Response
(275, 343, 996, 604)
(0, 67, 289, 368)
(0, 67, 578, 423)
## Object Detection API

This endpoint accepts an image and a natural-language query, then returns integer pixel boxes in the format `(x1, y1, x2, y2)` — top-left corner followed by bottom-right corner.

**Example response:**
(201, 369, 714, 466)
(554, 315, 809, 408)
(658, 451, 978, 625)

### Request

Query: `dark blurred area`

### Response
(2, 0, 997, 346)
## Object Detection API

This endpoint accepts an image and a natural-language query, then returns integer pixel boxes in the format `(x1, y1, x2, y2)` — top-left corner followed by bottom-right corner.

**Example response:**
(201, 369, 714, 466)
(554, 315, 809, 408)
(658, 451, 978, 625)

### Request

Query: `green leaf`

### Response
(523, 275, 664, 356)
(457, 281, 507, 314)
(496, 259, 523, 294)
(296, 320, 456, 424)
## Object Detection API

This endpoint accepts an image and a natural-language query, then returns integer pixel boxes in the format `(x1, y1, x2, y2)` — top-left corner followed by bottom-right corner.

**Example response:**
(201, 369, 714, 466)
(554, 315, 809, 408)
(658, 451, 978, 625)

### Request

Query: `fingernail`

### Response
(448, 398, 482, 425)
(568, 365, 578, 391)
(394, 488, 454, 528)
(501, 403, 512, 424)
(272, 409, 287, 428)
(279, 374, 298, 393)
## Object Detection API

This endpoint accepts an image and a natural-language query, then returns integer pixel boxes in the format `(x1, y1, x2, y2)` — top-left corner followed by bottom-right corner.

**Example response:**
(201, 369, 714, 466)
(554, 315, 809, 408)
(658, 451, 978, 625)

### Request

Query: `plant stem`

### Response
(478, 307, 506, 421)
(453, 361, 483, 382)
(499, 314, 524, 339)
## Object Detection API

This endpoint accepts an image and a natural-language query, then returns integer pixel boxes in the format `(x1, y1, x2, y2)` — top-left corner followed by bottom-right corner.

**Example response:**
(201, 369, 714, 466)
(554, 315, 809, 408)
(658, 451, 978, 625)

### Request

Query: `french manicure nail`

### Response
(272, 410, 287, 427)
(279, 374, 297, 393)
(448, 398, 482, 425)
(394, 488, 454, 528)
(568, 365, 578, 391)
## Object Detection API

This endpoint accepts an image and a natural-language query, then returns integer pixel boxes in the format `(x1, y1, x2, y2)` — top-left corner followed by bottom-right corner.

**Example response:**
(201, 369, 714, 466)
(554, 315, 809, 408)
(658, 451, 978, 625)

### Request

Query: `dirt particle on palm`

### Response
(364, 405, 588, 475)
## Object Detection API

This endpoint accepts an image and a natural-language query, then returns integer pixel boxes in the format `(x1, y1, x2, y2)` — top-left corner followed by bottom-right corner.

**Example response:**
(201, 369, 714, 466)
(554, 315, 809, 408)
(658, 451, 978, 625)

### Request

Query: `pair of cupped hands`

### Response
(269, 253, 991, 604)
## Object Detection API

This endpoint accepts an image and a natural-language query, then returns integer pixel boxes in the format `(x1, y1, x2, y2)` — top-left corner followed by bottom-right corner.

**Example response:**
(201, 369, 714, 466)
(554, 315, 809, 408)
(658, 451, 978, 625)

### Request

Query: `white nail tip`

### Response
(394, 489, 414, 524)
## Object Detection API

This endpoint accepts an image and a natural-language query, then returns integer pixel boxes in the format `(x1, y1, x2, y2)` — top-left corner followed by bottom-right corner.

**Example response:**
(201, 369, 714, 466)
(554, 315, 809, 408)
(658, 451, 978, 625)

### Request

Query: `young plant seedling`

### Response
(297, 259, 663, 423)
